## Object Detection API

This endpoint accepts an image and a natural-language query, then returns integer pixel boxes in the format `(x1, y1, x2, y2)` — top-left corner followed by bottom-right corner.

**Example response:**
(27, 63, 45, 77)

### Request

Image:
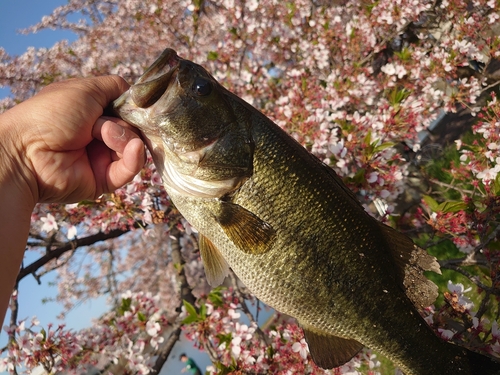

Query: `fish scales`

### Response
(111, 48, 500, 375)
(170, 101, 463, 374)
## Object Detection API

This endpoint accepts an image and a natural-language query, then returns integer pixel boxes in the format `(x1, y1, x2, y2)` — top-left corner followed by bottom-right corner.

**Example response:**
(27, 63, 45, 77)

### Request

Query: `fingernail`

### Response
(108, 121, 126, 139)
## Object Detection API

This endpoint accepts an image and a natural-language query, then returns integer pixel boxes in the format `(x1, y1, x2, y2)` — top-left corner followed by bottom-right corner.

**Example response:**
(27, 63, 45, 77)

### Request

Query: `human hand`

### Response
(0, 75, 145, 206)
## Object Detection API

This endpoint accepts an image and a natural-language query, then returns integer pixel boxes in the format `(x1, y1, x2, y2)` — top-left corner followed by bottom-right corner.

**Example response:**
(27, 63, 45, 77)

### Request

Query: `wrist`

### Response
(0, 109, 38, 211)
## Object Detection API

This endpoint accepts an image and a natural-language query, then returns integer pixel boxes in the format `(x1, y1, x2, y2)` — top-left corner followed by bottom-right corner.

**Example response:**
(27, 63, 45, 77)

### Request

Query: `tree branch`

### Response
(427, 178, 477, 196)
(440, 263, 500, 296)
(8, 285, 19, 375)
(150, 321, 183, 374)
(17, 228, 132, 283)
(150, 225, 198, 373)
(439, 257, 489, 268)
(170, 226, 197, 308)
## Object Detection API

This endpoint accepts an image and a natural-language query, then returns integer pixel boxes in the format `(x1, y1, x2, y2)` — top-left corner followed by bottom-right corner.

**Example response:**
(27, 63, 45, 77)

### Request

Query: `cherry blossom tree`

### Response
(1, 0, 500, 373)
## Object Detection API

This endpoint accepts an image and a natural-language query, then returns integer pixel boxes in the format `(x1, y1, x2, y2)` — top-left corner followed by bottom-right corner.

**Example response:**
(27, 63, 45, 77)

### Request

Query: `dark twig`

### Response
(440, 263, 500, 296)
(149, 225, 198, 373)
(17, 228, 133, 283)
(8, 284, 19, 375)
(150, 320, 183, 374)
(170, 226, 197, 308)
(439, 257, 489, 268)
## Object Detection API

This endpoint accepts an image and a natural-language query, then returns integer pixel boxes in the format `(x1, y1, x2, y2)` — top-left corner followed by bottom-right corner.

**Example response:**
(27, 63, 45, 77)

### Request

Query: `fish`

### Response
(110, 48, 500, 375)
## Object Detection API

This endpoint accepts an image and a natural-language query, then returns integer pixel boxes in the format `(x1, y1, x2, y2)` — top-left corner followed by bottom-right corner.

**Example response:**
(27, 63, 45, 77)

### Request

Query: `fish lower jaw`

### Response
(161, 160, 241, 198)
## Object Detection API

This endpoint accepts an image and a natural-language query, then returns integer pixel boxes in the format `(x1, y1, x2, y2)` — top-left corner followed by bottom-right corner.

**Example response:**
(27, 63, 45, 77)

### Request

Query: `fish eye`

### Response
(192, 77, 212, 96)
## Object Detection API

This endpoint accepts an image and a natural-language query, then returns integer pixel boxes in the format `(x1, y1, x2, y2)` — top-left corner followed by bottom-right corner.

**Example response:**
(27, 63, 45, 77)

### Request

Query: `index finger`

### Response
(39, 75, 130, 109)
(76, 75, 131, 109)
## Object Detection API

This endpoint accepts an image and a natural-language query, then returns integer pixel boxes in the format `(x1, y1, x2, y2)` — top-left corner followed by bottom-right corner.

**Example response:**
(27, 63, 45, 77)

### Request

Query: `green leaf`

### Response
(216, 332, 233, 347)
(423, 195, 467, 213)
(118, 297, 132, 316)
(494, 172, 500, 195)
(208, 286, 225, 307)
(395, 47, 412, 61)
(437, 201, 467, 213)
(364, 1, 378, 14)
(350, 168, 366, 185)
(267, 344, 275, 359)
(183, 300, 198, 317)
(373, 142, 396, 154)
(137, 311, 147, 322)
(214, 365, 231, 375)
(388, 87, 410, 106)
(363, 130, 372, 147)
(40, 328, 47, 341)
(182, 300, 202, 324)
(301, 76, 307, 92)
(214, 359, 237, 374)
(207, 51, 219, 61)
(182, 315, 199, 325)
(199, 302, 207, 320)
(422, 195, 439, 212)
(173, 263, 183, 272)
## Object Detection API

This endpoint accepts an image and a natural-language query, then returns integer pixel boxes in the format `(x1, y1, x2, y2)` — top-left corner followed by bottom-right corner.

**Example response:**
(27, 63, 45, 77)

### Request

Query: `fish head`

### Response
(112, 48, 254, 198)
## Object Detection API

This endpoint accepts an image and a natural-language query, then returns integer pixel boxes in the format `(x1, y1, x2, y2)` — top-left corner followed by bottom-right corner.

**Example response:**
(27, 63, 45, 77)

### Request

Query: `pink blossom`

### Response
(438, 329, 455, 340)
(145, 320, 160, 336)
(40, 213, 58, 232)
(66, 225, 77, 240)
(291, 338, 309, 360)
(447, 281, 474, 310)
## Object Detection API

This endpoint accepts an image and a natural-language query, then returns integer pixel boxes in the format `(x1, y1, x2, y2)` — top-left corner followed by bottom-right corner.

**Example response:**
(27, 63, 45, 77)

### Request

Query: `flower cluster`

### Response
(459, 92, 500, 184)
(1, 292, 169, 374)
(1, 317, 82, 373)
(423, 282, 500, 357)
(181, 288, 382, 374)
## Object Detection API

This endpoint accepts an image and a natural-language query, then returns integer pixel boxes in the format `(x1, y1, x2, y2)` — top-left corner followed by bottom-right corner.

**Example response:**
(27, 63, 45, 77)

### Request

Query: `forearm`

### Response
(0, 111, 36, 324)
(0, 180, 33, 324)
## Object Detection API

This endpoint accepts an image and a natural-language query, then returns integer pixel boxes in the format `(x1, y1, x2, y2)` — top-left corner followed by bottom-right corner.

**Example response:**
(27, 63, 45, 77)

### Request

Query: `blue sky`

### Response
(0, 0, 77, 97)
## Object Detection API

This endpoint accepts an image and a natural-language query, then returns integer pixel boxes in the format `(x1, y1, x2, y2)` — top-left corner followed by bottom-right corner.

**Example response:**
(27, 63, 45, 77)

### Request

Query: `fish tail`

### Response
(465, 348, 500, 375)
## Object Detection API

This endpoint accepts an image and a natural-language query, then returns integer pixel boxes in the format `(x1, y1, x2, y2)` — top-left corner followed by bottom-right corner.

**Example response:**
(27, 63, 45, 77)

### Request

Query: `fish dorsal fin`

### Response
(302, 326, 364, 369)
(216, 201, 275, 255)
(377, 221, 441, 309)
(199, 234, 229, 287)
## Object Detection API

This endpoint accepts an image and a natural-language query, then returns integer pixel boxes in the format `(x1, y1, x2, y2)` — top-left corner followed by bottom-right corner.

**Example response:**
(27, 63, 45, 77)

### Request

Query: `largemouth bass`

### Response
(111, 48, 500, 375)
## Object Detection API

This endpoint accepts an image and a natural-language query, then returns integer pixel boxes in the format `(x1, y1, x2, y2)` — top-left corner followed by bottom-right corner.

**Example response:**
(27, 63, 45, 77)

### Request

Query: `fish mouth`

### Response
(110, 48, 180, 134)
(129, 48, 180, 108)
(110, 48, 180, 113)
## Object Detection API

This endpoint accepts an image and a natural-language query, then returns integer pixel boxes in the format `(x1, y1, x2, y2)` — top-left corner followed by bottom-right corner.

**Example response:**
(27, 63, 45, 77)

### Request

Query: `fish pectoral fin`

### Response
(377, 221, 441, 309)
(216, 201, 275, 255)
(199, 234, 229, 287)
(302, 327, 364, 369)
